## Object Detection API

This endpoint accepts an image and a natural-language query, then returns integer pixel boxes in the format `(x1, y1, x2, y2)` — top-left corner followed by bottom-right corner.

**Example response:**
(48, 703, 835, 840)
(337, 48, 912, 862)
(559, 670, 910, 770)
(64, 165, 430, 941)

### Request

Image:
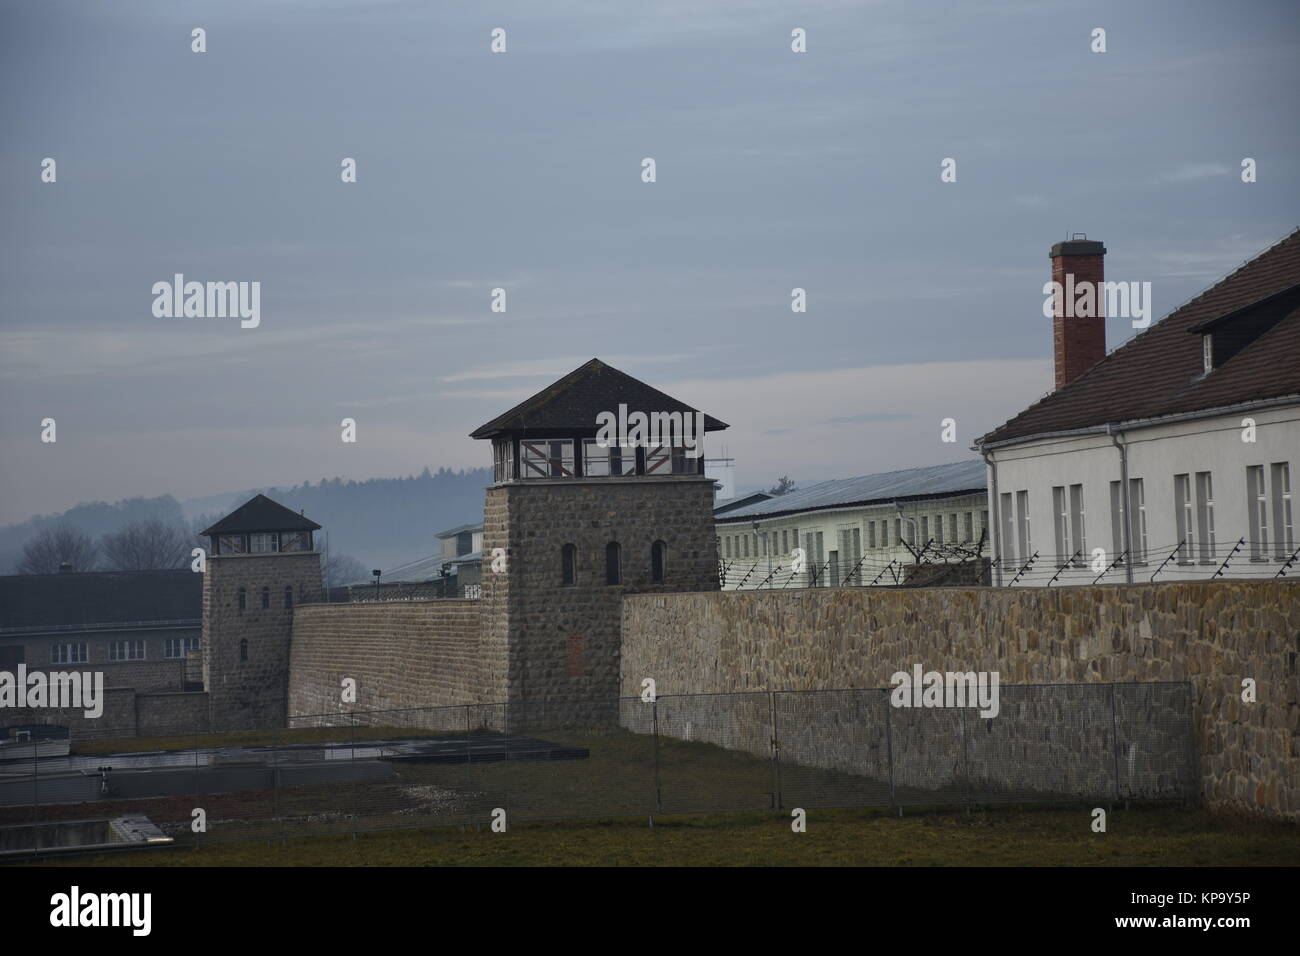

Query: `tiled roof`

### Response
(978, 229, 1300, 446)
(201, 494, 321, 536)
(470, 358, 727, 439)
(0, 570, 201, 631)
(714, 460, 987, 522)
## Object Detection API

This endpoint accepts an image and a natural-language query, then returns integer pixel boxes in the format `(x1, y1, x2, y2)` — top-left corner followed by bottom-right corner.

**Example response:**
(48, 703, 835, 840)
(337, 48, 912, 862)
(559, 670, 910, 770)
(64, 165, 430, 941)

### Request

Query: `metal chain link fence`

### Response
(1, 681, 1194, 856)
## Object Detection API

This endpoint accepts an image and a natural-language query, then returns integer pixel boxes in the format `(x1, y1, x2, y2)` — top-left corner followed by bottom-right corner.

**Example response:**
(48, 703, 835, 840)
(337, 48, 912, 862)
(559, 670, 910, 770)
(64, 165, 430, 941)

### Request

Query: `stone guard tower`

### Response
(470, 358, 727, 723)
(201, 494, 322, 731)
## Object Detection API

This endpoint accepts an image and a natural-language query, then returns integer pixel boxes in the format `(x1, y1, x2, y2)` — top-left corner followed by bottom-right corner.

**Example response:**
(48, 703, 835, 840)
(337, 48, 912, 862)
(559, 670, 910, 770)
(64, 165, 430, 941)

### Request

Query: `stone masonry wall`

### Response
(204, 552, 322, 732)
(486, 477, 718, 726)
(287, 600, 482, 721)
(621, 581, 1300, 819)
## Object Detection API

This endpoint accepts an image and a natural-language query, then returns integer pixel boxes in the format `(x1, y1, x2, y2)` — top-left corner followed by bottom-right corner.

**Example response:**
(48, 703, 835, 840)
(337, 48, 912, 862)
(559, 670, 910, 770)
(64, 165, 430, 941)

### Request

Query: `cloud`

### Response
(1157, 163, 1232, 184)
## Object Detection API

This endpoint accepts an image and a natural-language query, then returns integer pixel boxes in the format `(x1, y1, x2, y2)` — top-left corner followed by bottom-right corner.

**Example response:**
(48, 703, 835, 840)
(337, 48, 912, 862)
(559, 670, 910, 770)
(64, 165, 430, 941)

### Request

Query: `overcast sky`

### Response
(1, 0, 1297, 525)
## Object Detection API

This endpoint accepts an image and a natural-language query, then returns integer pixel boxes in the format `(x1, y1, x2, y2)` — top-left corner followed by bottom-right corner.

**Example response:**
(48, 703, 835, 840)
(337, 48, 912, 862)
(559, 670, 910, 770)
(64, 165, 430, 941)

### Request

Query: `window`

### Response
(742, 535, 749, 558)
(949, 514, 958, 544)
(561, 543, 577, 585)
(1202, 334, 1213, 373)
(582, 438, 635, 477)
(281, 531, 309, 552)
(1069, 485, 1086, 564)
(1195, 472, 1216, 562)
(110, 640, 145, 662)
(1052, 485, 1071, 567)
(260, 586, 270, 609)
(164, 637, 200, 659)
(1109, 480, 1124, 558)
(284, 585, 294, 609)
(51, 642, 87, 664)
(1247, 465, 1268, 559)
(893, 518, 902, 548)
(219, 534, 246, 555)
(493, 440, 516, 482)
(1272, 462, 1293, 559)
(250, 532, 279, 553)
(237, 587, 247, 611)
(605, 542, 621, 585)
(964, 512, 973, 543)
(521, 439, 575, 478)
(1000, 492, 1015, 564)
(920, 515, 929, 543)
(239, 639, 248, 662)
(651, 541, 667, 583)
(804, 531, 825, 585)
(829, 551, 841, 587)
(1174, 473, 1195, 562)
(838, 526, 861, 585)
(1129, 478, 1148, 563)
(867, 523, 876, 550)
(933, 514, 943, 545)
(782, 529, 789, 553)
(1016, 490, 1031, 562)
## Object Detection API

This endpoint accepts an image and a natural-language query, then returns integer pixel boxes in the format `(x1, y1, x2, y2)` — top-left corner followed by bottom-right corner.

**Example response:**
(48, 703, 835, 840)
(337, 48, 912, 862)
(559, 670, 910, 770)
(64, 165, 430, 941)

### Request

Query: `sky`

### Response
(1, 0, 1297, 525)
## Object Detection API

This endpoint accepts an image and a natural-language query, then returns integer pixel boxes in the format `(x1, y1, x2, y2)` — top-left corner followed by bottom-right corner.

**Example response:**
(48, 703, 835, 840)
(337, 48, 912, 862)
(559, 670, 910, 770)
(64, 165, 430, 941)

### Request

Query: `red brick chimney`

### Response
(1050, 235, 1107, 390)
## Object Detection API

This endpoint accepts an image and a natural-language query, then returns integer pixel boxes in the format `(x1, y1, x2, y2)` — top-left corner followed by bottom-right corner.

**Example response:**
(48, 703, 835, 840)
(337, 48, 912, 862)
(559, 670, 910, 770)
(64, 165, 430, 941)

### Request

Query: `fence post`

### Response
(464, 705, 473, 828)
(883, 688, 897, 814)
(769, 691, 783, 810)
(961, 706, 971, 811)
(1109, 683, 1122, 807)
(651, 698, 662, 815)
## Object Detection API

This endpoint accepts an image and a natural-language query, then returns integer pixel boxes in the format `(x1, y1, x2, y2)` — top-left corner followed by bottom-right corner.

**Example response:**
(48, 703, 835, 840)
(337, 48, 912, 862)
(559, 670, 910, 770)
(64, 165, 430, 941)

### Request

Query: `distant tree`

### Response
(767, 476, 798, 497)
(321, 550, 367, 588)
(101, 519, 190, 570)
(17, 525, 99, 574)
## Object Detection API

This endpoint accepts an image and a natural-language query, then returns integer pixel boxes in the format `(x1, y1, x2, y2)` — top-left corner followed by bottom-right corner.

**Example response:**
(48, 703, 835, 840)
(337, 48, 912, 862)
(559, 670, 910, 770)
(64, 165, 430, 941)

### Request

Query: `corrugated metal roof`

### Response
(435, 522, 483, 539)
(715, 460, 987, 522)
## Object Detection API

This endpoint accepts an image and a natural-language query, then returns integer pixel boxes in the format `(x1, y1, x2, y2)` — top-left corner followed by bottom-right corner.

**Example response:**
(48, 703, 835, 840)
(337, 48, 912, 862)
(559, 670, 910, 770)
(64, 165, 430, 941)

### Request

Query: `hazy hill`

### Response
(0, 467, 491, 575)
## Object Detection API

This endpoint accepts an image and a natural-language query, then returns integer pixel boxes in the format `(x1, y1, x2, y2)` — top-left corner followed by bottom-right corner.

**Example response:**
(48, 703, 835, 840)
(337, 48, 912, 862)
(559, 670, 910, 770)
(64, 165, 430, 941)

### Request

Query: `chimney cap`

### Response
(1050, 237, 1106, 258)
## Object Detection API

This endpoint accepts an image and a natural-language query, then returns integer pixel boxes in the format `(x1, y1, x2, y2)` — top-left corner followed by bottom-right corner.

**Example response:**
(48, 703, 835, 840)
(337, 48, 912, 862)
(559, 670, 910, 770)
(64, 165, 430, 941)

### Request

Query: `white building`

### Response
(975, 231, 1300, 586)
(714, 461, 989, 589)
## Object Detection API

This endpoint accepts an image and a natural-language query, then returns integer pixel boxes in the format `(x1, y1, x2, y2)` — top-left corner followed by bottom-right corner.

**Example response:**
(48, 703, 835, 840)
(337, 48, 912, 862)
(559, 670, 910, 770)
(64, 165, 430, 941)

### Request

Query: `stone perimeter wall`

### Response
(620, 581, 1300, 819)
(287, 600, 483, 722)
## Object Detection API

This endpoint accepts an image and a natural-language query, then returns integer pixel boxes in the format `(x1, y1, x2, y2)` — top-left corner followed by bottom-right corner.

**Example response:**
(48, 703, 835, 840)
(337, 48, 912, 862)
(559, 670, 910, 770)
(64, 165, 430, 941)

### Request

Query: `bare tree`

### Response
(17, 525, 99, 574)
(767, 475, 797, 496)
(100, 519, 190, 570)
(321, 551, 368, 589)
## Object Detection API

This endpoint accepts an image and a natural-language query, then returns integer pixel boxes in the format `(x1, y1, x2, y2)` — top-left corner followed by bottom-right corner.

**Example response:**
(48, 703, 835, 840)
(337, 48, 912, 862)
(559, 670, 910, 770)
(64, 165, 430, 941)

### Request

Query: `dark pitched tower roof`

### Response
(469, 358, 728, 439)
(978, 229, 1300, 446)
(200, 494, 321, 536)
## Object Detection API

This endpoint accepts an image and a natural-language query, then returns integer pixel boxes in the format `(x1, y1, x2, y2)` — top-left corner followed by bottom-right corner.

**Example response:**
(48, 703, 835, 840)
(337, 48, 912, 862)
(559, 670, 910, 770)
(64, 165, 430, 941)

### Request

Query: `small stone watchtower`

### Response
(470, 358, 727, 718)
(201, 494, 323, 731)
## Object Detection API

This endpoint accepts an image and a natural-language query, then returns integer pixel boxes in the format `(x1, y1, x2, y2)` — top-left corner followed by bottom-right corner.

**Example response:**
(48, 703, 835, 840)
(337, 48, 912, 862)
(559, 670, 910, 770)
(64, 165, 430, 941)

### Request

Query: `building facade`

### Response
(977, 231, 1300, 586)
(715, 461, 989, 589)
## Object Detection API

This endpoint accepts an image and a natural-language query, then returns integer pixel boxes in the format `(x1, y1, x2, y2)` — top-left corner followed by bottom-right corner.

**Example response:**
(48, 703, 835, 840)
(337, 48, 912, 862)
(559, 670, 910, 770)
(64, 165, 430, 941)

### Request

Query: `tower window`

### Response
(237, 587, 246, 612)
(250, 532, 279, 553)
(260, 586, 270, 609)
(239, 639, 248, 662)
(605, 542, 621, 586)
(284, 585, 294, 608)
(561, 543, 577, 586)
(651, 541, 667, 583)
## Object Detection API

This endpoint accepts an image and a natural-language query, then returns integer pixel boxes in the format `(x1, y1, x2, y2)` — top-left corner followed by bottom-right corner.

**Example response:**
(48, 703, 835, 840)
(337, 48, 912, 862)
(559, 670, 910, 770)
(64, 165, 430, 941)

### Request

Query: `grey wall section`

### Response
(0, 689, 209, 740)
(620, 582, 1300, 819)
(287, 601, 481, 717)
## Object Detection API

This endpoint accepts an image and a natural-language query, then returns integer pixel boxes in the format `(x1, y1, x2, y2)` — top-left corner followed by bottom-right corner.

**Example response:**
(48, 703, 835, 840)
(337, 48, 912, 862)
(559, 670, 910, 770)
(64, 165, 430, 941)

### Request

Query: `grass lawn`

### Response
(27, 804, 1300, 867)
(10, 723, 1296, 866)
